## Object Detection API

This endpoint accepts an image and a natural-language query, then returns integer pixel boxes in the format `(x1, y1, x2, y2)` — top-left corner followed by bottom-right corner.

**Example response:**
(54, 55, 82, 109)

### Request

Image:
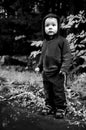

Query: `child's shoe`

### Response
(55, 109, 66, 119)
(41, 105, 55, 115)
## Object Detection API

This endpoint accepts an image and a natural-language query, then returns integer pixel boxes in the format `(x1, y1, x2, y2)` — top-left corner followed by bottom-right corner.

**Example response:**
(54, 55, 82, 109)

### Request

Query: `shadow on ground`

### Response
(0, 113, 86, 130)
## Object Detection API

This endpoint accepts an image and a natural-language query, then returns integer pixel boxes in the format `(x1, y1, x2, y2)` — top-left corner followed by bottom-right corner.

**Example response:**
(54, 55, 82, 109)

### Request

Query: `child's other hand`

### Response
(59, 71, 67, 86)
(35, 67, 40, 73)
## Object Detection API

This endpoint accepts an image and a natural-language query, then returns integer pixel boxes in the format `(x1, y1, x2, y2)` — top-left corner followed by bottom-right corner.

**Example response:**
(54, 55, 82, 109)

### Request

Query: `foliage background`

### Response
(0, 0, 86, 74)
(0, 0, 86, 128)
(0, 0, 86, 54)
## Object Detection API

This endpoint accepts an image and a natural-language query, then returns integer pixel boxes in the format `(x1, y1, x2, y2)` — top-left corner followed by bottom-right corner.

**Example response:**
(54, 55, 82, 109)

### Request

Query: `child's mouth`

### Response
(48, 31, 53, 33)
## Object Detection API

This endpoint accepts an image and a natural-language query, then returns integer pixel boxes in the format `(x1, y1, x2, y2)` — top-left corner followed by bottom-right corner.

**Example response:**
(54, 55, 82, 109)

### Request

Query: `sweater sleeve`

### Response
(37, 41, 47, 72)
(37, 52, 43, 72)
(60, 38, 72, 74)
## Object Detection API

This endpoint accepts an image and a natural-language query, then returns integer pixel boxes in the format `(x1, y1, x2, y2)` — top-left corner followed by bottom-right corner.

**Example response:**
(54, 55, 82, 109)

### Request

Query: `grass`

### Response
(0, 65, 86, 127)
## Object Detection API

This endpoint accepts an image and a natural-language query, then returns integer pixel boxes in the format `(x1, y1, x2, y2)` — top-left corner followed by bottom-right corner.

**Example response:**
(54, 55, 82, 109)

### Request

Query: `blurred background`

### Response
(0, 0, 86, 73)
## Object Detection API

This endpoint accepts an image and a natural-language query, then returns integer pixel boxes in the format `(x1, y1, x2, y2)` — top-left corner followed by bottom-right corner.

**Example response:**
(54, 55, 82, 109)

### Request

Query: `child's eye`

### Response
(52, 24, 56, 26)
(45, 24, 49, 27)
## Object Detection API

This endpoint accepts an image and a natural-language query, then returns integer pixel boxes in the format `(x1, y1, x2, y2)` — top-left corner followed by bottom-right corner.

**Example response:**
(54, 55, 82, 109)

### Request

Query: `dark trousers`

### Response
(43, 72, 67, 110)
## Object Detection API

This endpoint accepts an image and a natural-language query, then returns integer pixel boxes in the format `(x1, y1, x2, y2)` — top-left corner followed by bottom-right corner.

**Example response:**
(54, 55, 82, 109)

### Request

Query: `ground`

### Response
(0, 65, 86, 130)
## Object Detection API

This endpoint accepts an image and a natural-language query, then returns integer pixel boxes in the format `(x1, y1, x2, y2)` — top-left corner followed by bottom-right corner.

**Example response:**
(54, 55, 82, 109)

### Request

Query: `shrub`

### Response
(61, 10, 86, 74)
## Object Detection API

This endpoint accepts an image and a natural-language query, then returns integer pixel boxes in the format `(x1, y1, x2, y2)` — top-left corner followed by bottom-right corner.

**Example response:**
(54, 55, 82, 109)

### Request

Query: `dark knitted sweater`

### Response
(38, 35, 72, 75)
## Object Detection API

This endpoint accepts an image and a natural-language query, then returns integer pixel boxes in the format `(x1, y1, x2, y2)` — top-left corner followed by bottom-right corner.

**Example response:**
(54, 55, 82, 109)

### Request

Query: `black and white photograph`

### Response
(0, 0, 86, 130)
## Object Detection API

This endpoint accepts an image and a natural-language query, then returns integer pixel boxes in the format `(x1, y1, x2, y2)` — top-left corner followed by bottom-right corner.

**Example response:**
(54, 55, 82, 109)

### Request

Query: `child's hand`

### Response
(59, 71, 65, 76)
(35, 67, 40, 73)
(59, 71, 67, 86)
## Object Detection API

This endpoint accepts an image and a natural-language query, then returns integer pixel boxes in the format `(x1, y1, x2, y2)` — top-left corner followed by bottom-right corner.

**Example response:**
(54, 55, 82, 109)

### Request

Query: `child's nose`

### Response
(49, 25, 52, 29)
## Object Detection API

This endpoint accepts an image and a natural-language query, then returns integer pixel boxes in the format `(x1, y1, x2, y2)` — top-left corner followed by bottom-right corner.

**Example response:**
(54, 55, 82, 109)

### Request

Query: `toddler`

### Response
(35, 13, 72, 118)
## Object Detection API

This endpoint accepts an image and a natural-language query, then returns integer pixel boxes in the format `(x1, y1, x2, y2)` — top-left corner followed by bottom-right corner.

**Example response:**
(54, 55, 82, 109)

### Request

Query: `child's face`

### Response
(45, 17, 58, 36)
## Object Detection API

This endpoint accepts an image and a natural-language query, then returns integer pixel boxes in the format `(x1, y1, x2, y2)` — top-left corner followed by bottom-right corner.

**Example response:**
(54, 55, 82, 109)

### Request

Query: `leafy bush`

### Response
(66, 73, 86, 125)
(61, 10, 86, 74)
(30, 40, 43, 58)
(29, 40, 43, 68)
